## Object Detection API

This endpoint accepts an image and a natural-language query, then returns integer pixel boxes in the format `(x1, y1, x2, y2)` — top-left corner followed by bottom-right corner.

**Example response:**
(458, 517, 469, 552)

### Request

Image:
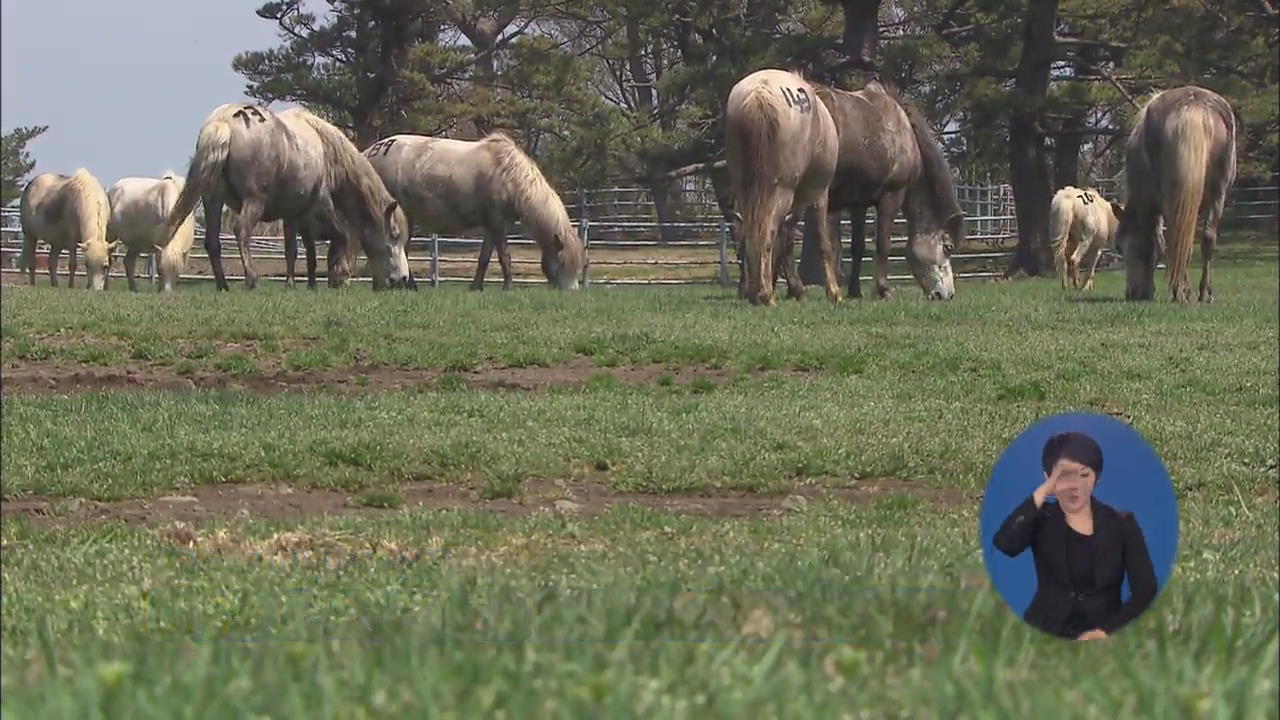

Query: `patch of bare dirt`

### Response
(0, 355, 795, 395)
(1, 478, 972, 528)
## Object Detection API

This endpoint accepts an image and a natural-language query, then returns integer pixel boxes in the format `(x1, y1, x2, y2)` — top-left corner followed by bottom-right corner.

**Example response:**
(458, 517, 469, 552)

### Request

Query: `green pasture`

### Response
(1, 249, 1277, 717)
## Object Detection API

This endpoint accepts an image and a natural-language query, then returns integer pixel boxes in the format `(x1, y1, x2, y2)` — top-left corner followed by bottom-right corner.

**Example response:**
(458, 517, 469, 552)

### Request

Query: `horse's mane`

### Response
(65, 168, 109, 248)
(481, 132, 583, 263)
(872, 81, 963, 223)
(293, 109, 394, 226)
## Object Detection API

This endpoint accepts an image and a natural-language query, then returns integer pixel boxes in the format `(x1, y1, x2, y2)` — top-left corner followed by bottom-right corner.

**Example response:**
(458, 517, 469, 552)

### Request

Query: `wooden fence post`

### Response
(718, 218, 729, 287)
(430, 234, 439, 287)
(578, 188, 590, 287)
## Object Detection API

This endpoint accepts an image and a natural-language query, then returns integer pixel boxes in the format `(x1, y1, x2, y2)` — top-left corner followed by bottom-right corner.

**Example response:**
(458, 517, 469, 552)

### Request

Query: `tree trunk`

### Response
(1051, 48, 1097, 191)
(840, 0, 883, 71)
(1052, 129, 1083, 191)
(1005, 0, 1060, 279)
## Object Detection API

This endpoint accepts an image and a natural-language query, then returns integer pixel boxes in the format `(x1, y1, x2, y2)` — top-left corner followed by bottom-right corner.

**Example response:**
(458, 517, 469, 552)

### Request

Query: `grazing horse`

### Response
(19, 168, 115, 290)
(106, 172, 195, 293)
(361, 132, 585, 291)
(820, 82, 960, 301)
(725, 68, 843, 306)
(793, 81, 961, 301)
(1116, 86, 1237, 302)
(162, 103, 408, 291)
(1049, 185, 1123, 292)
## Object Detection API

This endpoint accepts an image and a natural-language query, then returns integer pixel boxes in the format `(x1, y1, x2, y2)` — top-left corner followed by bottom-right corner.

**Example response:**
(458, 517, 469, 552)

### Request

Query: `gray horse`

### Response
(793, 81, 961, 301)
(162, 103, 408, 290)
(1115, 86, 1237, 303)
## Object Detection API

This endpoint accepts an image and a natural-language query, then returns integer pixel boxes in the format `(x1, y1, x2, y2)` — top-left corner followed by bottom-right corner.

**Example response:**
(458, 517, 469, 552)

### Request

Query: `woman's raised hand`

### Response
(1032, 472, 1059, 508)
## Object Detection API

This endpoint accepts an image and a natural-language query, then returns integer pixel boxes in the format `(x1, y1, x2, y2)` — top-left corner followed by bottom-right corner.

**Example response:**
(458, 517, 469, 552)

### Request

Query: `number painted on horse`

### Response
(779, 87, 812, 113)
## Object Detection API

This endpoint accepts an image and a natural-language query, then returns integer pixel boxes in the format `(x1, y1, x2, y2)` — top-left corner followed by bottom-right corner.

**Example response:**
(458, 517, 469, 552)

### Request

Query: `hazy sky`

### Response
(1, 0, 288, 189)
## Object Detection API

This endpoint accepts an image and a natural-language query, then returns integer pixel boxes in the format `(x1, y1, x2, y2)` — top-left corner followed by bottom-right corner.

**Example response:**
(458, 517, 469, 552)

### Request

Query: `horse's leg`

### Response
(493, 226, 514, 291)
(302, 226, 318, 290)
(203, 197, 230, 292)
(47, 246, 61, 287)
(812, 195, 843, 305)
(21, 232, 37, 285)
(66, 243, 77, 288)
(776, 218, 805, 300)
(1198, 173, 1230, 304)
(1079, 245, 1102, 293)
(847, 206, 867, 299)
(284, 219, 298, 288)
(819, 197, 839, 303)
(1069, 238, 1091, 291)
(124, 248, 141, 292)
(470, 233, 496, 291)
(874, 192, 904, 300)
(233, 200, 263, 290)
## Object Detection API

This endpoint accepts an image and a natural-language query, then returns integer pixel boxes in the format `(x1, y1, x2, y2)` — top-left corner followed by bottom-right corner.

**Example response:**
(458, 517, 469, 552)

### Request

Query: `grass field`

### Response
(1, 249, 1277, 718)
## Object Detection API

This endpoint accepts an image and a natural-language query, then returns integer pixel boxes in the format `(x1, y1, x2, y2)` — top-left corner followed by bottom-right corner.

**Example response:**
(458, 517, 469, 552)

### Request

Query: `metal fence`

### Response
(2, 178, 1275, 288)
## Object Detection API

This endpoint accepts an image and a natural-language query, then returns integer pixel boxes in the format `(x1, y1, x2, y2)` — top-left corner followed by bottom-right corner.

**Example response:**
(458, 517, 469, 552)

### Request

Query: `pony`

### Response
(18, 168, 115, 290)
(106, 172, 195, 293)
(1115, 86, 1237, 302)
(724, 68, 843, 306)
(361, 132, 585, 291)
(162, 103, 409, 291)
(1049, 185, 1123, 292)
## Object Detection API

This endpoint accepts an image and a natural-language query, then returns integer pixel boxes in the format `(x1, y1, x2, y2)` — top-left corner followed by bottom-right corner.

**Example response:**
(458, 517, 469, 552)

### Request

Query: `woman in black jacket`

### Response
(993, 431, 1158, 641)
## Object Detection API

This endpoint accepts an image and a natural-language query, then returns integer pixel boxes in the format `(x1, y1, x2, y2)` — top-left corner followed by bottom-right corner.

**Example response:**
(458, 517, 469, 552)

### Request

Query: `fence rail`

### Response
(2, 180, 1275, 288)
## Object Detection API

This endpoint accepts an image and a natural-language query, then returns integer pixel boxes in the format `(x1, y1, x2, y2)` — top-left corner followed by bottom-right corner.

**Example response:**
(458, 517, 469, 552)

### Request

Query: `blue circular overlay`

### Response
(979, 412, 1180, 632)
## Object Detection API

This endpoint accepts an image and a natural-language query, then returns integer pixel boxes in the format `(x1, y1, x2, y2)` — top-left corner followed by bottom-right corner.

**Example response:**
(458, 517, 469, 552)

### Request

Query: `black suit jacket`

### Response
(992, 495, 1158, 638)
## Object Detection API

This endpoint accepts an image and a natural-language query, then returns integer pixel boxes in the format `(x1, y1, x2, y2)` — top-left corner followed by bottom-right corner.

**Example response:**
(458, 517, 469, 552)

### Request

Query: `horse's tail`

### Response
(1160, 105, 1213, 295)
(1049, 189, 1074, 281)
(166, 116, 233, 244)
(727, 83, 783, 297)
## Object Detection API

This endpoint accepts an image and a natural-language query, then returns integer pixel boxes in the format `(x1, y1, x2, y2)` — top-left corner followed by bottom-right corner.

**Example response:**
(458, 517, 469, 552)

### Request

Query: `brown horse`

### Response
(1115, 86, 1237, 302)
(724, 68, 843, 306)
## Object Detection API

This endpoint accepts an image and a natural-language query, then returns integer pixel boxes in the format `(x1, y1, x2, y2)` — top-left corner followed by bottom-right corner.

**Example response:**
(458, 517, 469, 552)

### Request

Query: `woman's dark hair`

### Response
(1041, 431, 1104, 480)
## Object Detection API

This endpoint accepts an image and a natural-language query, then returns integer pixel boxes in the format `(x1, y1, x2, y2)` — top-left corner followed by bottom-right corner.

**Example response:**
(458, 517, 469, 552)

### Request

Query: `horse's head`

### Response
(364, 200, 415, 290)
(539, 216, 585, 291)
(906, 211, 960, 301)
(80, 239, 121, 291)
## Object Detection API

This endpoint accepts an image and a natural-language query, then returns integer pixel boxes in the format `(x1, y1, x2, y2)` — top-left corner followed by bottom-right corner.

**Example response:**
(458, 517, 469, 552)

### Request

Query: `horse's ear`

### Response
(108, 239, 123, 252)
(945, 212, 964, 235)
(730, 210, 743, 224)
(1109, 200, 1124, 218)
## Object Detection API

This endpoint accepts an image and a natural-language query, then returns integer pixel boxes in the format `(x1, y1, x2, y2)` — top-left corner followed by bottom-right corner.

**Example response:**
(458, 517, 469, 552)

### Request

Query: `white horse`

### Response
(19, 168, 115, 290)
(362, 132, 585, 291)
(106, 172, 196, 293)
(1049, 185, 1123, 292)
